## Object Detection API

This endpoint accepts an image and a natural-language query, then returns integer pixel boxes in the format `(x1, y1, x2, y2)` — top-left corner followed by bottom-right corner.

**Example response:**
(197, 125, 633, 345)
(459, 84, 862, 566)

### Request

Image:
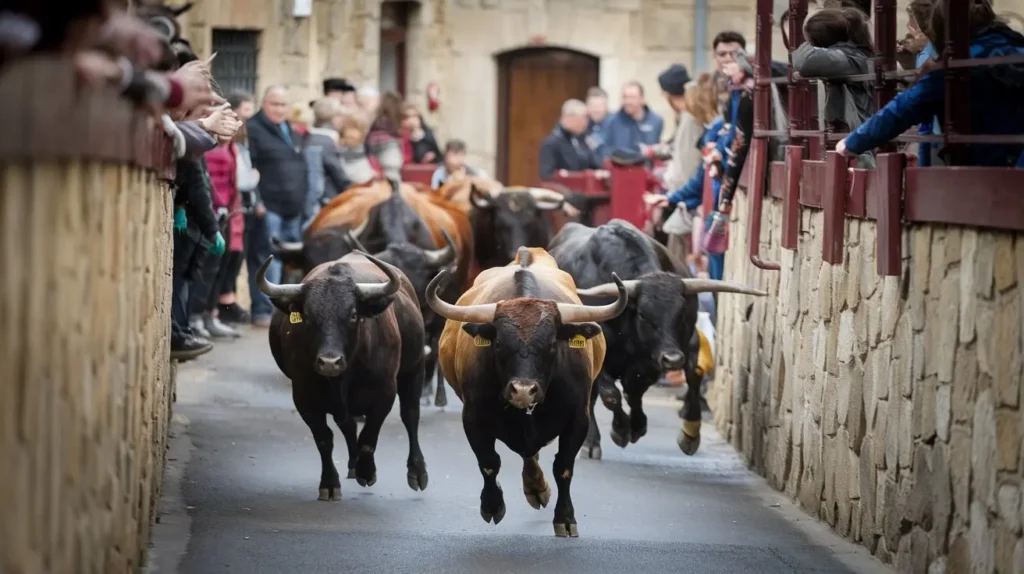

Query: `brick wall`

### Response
(713, 190, 1023, 572)
(0, 58, 176, 574)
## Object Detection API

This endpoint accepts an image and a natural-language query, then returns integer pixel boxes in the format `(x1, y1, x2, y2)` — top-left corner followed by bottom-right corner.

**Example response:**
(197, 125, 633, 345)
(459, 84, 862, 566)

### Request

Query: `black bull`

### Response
(258, 251, 429, 500)
(468, 186, 565, 268)
(271, 192, 459, 408)
(548, 220, 767, 458)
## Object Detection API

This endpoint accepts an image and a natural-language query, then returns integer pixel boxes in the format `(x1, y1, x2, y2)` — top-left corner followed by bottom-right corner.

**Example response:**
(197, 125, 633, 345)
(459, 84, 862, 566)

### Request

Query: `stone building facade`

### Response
(176, 0, 761, 182)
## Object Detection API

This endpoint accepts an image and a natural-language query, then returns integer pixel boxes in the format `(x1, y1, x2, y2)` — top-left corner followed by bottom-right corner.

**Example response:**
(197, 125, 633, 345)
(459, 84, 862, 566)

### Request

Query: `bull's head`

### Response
(470, 186, 564, 264)
(256, 252, 401, 378)
(576, 275, 766, 371)
(426, 269, 628, 411)
(343, 229, 457, 320)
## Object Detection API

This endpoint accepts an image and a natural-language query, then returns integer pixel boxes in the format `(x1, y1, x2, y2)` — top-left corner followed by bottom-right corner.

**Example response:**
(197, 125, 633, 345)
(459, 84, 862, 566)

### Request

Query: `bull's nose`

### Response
(505, 380, 540, 409)
(315, 354, 346, 377)
(660, 351, 685, 370)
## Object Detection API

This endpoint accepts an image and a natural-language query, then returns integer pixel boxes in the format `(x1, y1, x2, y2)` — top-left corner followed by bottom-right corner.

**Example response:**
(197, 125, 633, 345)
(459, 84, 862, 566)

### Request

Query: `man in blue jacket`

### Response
(604, 80, 664, 158)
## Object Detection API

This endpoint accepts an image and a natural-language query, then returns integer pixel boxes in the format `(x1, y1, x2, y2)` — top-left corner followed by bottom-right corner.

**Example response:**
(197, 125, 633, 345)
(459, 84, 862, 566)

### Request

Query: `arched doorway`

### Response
(496, 47, 599, 186)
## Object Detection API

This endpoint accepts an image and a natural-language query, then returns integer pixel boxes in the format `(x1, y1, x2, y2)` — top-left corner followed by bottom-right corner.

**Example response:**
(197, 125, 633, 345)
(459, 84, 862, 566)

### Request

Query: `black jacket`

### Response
(246, 111, 308, 218)
(305, 127, 352, 204)
(410, 125, 442, 163)
(538, 124, 601, 181)
(174, 156, 219, 240)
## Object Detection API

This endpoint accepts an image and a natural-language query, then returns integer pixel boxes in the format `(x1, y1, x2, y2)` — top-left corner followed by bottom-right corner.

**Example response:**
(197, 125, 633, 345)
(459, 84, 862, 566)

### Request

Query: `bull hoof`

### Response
(677, 431, 701, 456)
(580, 444, 602, 460)
(609, 428, 630, 448)
(553, 521, 579, 538)
(407, 468, 429, 491)
(318, 487, 341, 502)
(629, 426, 647, 444)
(434, 395, 448, 408)
(355, 474, 377, 487)
(480, 503, 507, 525)
(524, 486, 551, 509)
(346, 468, 357, 479)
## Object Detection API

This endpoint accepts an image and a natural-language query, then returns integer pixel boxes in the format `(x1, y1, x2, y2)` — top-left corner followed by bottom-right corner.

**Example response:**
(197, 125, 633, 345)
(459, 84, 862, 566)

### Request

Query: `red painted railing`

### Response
(749, 0, 1024, 276)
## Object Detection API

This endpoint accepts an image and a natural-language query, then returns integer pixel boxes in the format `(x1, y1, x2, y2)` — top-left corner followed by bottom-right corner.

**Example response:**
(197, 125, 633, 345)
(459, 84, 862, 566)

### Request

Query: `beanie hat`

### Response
(657, 64, 692, 96)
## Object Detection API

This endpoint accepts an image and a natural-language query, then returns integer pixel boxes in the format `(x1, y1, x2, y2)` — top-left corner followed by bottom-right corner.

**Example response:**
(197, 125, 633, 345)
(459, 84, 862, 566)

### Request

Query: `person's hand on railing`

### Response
(643, 192, 669, 208)
(835, 138, 850, 157)
(200, 105, 242, 139)
(171, 59, 225, 113)
(594, 169, 610, 179)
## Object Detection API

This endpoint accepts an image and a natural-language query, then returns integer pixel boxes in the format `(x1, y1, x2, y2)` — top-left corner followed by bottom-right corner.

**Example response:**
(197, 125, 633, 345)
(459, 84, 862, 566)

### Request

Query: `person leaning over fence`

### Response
(837, 0, 1024, 167)
(901, 0, 944, 166)
(365, 91, 406, 183)
(401, 103, 443, 164)
(792, 6, 876, 167)
(337, 111, 378, 185)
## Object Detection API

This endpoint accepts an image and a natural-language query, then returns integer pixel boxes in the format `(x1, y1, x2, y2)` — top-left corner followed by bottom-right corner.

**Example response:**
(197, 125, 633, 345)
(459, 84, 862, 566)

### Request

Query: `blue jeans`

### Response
(245, 212, 273, 319)
(263, 210, 303, 286)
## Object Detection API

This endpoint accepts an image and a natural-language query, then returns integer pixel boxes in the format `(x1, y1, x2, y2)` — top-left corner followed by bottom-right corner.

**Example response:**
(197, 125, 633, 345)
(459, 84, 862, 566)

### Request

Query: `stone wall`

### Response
(713, 188, 1024, 572)
(0, 58, 176, 574)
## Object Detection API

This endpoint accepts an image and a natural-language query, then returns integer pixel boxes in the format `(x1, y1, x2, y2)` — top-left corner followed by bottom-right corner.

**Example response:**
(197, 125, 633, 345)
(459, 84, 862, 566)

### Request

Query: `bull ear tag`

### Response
(568, 335, 587, 349)
(473, 335, 491, 347)
(289, 311, 303, 324)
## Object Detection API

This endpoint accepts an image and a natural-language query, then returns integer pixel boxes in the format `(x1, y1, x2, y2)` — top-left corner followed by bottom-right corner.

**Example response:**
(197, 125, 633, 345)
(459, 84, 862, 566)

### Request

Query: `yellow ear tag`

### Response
(473, 335, 491, 347)
(568, 335, 587, 349)
(289, 311, 303, 324)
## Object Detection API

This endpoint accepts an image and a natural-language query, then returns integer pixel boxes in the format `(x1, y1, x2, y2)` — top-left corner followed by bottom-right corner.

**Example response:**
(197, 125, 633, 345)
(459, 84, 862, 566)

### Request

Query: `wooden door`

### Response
(497, 48, 599, 186)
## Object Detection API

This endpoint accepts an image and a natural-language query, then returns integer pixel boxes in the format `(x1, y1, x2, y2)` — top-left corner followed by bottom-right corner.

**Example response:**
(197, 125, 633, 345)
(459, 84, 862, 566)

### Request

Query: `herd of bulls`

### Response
(258, 177, 766, 537)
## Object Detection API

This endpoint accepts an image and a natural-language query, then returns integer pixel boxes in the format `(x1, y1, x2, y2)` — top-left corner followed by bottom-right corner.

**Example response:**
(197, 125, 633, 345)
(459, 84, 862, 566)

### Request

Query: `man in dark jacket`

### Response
(604, 81, 665, 157)
(246, 85, 309, 303)
(304, 98, 352, 228)
(538, 98, 604, 181)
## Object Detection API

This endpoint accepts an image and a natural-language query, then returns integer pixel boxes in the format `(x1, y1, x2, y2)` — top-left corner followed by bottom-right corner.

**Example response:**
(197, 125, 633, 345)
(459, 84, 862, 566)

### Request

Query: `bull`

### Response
(257, 251, 429, 501)
(547, 220, 766, 458)
(468, 186, 566, 268)
(272, 180, 473, 407)
(429, 247, 628, 537)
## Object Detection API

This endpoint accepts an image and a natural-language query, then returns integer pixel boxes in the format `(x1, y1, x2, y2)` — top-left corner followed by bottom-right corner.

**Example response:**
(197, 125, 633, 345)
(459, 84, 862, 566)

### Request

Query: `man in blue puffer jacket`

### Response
(604, 80, 665, 157)
(839, 11, 1024, 167)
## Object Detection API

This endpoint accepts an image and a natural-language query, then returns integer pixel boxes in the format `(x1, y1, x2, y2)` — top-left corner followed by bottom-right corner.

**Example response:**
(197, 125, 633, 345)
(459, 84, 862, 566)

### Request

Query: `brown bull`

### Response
(430, 247, 628, 537)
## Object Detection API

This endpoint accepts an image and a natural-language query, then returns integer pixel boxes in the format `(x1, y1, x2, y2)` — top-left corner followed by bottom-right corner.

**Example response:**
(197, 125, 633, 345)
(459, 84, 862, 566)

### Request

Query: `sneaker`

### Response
(218, 303, 251, 325)
(171, 335, 213, 362)
(189, 314, 212, 339)
(203, 312, 241, 338)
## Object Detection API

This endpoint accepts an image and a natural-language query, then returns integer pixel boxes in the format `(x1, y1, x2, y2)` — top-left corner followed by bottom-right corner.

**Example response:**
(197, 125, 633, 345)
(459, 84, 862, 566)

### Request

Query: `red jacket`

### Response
(204, 143, 245, 252)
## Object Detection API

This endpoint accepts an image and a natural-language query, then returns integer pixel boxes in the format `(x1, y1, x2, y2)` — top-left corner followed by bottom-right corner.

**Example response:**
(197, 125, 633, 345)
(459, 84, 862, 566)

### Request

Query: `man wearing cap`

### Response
(657, 64, 704, 193)
(323, 77, 357, 107)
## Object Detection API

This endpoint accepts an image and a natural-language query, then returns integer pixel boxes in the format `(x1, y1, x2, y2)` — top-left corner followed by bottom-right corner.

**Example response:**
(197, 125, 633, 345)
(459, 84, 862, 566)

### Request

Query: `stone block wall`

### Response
(0, 59, 176, 574)
(713, 190, 1024, 572)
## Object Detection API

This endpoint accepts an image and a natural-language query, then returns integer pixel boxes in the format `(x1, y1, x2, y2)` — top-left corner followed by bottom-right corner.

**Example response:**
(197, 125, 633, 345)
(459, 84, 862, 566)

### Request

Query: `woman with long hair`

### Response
(365, 90, 406, 181)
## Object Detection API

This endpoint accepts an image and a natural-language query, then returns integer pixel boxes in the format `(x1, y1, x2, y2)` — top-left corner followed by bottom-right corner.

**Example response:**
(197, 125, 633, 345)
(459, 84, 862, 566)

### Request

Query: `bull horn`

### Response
(557, 272, 629, 324)
(524, 187, 565, 211)
(343, 230, 370, 253)
(352, 251, 402, 300)
(575, 280, 640, 299)
(349, 216, 370, 239)
(681, 278, 768, 296)
(270, 236, 304, 254)
(255, 255, 304, 300)
(469, 185, 493, 209)
(425, 268, 497, 324)
(516, 247, 532, 268)
(423, 230, 457, 268)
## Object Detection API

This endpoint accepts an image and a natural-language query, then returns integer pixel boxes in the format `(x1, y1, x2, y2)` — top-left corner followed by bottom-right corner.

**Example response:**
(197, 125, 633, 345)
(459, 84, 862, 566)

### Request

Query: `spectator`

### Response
(604, 81, 664, 159)
(653, 64, 701, 257)
(402, 103, 442, 164)
(365, 90, 406, 182)
(246, 85, 309, 322)
(646, 73, 721, 261)
(838, 0, 1024, 167)
(712, 31, 746, 107)
(221, 90, 260, 327)
(431, 139, 485, 188)
(903, 0, 943, 166)
(357, 85, 381, 123)
(323, 77, 357, 107)
(304, 98, 352, 228)
(538, 98, 605, 181)
(337, 112, 377, 185)
(583, 86, 613, 161)
(792, 6, 875, 167)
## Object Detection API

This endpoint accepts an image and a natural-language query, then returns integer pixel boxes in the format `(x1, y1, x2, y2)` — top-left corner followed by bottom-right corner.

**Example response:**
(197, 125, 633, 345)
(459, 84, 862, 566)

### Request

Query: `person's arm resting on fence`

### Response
(844, 71, 942, 155)
(666, 162, 706, 211)
(791, 42, 862, 77)
(719, 93, 754, 208)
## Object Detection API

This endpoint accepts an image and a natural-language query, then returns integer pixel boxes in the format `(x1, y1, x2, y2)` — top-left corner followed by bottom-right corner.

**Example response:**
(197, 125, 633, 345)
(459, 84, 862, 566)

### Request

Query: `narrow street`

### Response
(148, 327, 885, 574)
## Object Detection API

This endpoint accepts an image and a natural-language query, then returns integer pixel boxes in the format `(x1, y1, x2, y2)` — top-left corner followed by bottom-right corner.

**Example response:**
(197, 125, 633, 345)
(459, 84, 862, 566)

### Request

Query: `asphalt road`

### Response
(147, 327, 886, 574)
